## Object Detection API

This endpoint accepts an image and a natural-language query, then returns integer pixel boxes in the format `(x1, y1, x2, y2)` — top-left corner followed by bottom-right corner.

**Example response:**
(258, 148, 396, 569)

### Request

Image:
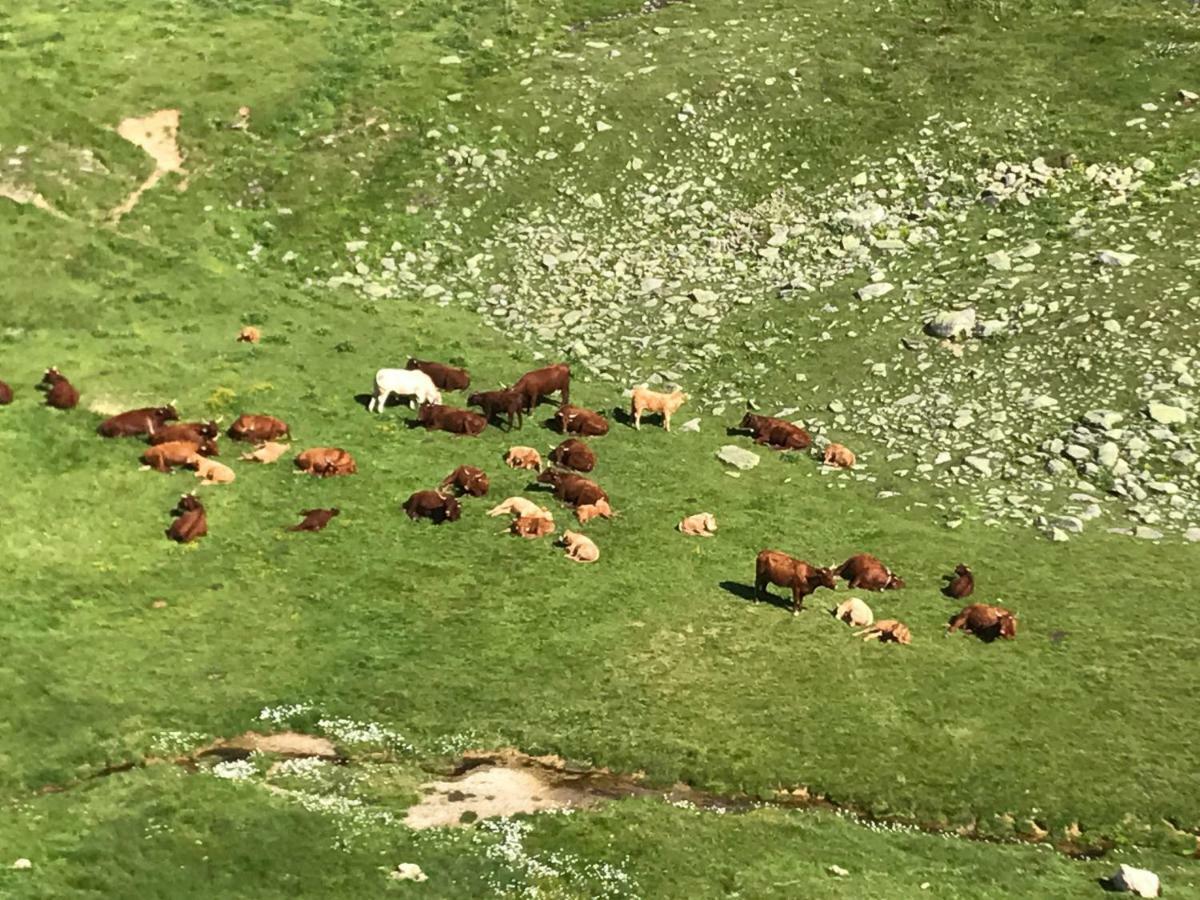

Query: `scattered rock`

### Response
(964, 456, 992, 476)
(679, 418, 701, 432)
(925, 308, 977, 339)
(827, 865, 849, 877)
(716, 445, 760, 470)
(1147, 402, 1187, 425)
(1134, 526, 1164, 541)
(11, 859, 32, 871)
(391, 864, 428, 883)
(984, 250, 1012, 271)
(855, 282, 894, 301)
(1095, 249, 1138, 267)
(1109, 864, 1160, 898)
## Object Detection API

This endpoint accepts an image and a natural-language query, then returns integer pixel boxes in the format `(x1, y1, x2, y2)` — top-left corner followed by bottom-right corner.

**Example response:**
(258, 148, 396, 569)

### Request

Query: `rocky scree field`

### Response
(2, 0, 1200, 897)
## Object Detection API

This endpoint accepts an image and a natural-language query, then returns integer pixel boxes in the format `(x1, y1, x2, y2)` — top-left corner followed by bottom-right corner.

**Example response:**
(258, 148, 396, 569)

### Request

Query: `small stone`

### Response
(1096, 249, 1138, 267)
(1180, 89, 1199, 103)
(828, 865, 849, 877)
(1147, 402, 1187, 425)
(1050, 515, 1084, 534)
(1064, 444, 1091, 462)
(934, 451, 951, 465)
(1148, 481, 1178, 495)
(1103, 319, 1122, 334)
(984, 249, 1012, 271)
(12, 859, 32, 871)
(1131, 157, 1154, 173)
(1184, 528, 1200, 543)
(1097, 443, 1119, 468)
(965, 456, 992, 476)
(925, 308, 976, 339)
(855, 282, 894, 301)
(391, 864, 428, 883)
(828, 400, 845, 414)
(1048, 528, 1070, 542)
(1083, 409, 1123, 430)
(679, 418, 701, 432)
(717, 445, 760, 470)
(1134, 526, 1164, 541)
(1014, 241, 1041, 258)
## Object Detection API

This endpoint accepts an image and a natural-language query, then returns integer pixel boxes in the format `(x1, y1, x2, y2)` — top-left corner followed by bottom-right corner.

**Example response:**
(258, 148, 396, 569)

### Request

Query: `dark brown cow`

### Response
(40, 368, 79, 410)
(946, 603, 1017, 641)
(142, 440, 202, 473)
(149, 421, 220, 451)
(294, 447, 357, 477)
(836, 553, 905, 591)
(536, 468, 608, 507)
(468, 389, 525, 430)
(403, 490, 461, 524)
(0, 380, 12, 405)
(554, 404, 609, 437)
(439, 465, 490, 497)
(738, 412, 811, 451)
(512, 363, 570, 411)
(227, 414, 290, 443)
(406, 358, 471, 391)
(755, 549, 837, 615)
(548, 438, 596, 473)
(416, 403, 487, 436)
(97, 405, 179, 438)
(288, 508, 341, 532)
(942, 564, 975, 600)
(166, 494, 208, 543)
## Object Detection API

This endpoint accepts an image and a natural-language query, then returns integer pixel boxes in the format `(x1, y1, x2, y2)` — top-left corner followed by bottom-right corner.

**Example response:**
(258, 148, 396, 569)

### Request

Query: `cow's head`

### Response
(443, 496, 462, 522)
(885, 573, 906, 590)
(467, 392, 482, 407)
(198, 421, 220, 439)
(536, 468, 558, 485)
(738, 412, 757, 429)
(998, 613, 1018, 639)
(405, 358, 420, 370)
(816, 567, 838, 590)
(955, 563, 971, 577)
(175, 493, 202, 512)
(41, 367, 62, 384)
(157, 404, 180, 421)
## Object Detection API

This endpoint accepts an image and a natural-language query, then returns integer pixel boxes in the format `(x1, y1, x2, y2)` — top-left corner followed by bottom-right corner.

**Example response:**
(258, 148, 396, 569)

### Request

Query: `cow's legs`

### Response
(374, 389, 391, 413)
(633, 408, 641, 430)
(664, 411, 671, 432)
(754, 573, 766, 603)
(792, 586, 804, 617)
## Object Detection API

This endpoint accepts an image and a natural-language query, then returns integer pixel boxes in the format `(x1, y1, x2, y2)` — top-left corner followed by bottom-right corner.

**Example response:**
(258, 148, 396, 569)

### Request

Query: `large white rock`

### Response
(1147, 402, 1187, 425)
(1110, 864, 1160, 898)
(1096, 249, 1138, 267)
(855, 282, 894, 301)
(925, 307, 977, 339)
(716, 445, 760, 470)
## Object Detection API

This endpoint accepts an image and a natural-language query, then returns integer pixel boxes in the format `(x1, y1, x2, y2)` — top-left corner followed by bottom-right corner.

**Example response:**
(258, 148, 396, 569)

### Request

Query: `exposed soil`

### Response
(0, 181, 68, 220)
(192, 731, 341, 762)
(109, 109, 187, 221)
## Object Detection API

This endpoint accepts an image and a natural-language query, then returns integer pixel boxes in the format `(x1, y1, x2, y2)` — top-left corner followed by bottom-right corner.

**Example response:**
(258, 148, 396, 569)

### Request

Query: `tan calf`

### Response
(560, 530, 599, 563)
(856, 619, 912, 644)
(487, 496, 543, 518)
(833, 597, 874, 628)
(505, 446, 543, 470)
(188, 455, 236, 484)
(240, 441, 290, 464)
(822, 443, 856, 468)
(678, 512, 717, 537)
(510, 515, 555, 539)
(630, 387, 688, 431)
(575, 499, 613, 524)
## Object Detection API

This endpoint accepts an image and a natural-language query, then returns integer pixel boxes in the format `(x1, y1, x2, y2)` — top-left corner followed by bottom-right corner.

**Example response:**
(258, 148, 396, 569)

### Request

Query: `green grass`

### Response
(3, 0, 1200, 895)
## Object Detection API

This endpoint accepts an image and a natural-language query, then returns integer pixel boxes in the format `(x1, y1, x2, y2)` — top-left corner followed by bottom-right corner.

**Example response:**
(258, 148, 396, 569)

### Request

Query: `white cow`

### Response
(368, 368, 442, 412)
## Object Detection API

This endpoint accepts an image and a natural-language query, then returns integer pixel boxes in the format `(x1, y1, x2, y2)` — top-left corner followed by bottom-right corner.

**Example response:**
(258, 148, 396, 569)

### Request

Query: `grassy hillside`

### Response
(3, 0, 1200, 896)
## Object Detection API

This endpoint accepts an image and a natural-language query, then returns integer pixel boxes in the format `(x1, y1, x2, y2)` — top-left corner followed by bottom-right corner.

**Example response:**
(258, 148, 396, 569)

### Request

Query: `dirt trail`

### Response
(0, 182, 69, 220)
(108, 109, 187, 221)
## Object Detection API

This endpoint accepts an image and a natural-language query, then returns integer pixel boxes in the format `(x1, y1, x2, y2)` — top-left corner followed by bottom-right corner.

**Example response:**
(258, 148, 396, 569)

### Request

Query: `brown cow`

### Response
(548, 438, 596, 473)
(407, 358, 470, 391)
(295, 447, 357, 477)
(40, 368, 80, 410)
(0, 380, 11, 405)
(416, 403, 488, 436)
(289, 508, 340, 532)
(505, 446, 543, 471)
(149, 420, 219, 447)
(512, 363, 570, 411)
(468, 389, 524, 430)
(822, 443, 856, 468)
(142, 440, 201, 473)
(946, 603, 1017, 641)
(836, 553, 905, 591)
(942, 564, 975, 600)
(166, 494, 207, 543)
(857, 619, 912, 645)
(403, 490, 461, 524)
(228, 414, 290, 443)
(98, 405, 179, 438)
(554, 404, 609, 437)
(754, 550, 837, 615)
(738, 412, 811, 451)
(440, 465, 490, 497)
(536, 469, 608, 507)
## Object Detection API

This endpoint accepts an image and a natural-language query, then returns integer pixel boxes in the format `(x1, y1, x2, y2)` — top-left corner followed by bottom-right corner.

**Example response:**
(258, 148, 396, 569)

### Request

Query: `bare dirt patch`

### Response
(192, 731, 341, 762)
(0, 181, 68, 220)
(109, 108, 187, 221)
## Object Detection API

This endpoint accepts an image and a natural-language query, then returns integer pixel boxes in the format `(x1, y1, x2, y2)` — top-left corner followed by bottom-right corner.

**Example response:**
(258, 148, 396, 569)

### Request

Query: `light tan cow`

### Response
(487, 496, 544, 518)
(856, 619, 911, 644)
(630, 387, 688, 432)
(833, 597, 874, 628)
(188, 455, 236, 484)
(678, 512, 717, 537)
(504, 446, 543, 470)
(240, 441, 290, 464)
(510, 515, 555, 539)
(560, 530, 599, 563)
(575, 499, 613, 524)
(237, 325, 261, 343)
(823, 443, 856, 468)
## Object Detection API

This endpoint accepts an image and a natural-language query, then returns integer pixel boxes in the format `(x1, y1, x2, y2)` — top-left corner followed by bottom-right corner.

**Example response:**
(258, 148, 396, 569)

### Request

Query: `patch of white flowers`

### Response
(210, 758, 257, 781)
(317, 717, 415, 753)
(272, 756, 330, 780)
(257, 702, 315, 726)
(150, 730, 209, 756)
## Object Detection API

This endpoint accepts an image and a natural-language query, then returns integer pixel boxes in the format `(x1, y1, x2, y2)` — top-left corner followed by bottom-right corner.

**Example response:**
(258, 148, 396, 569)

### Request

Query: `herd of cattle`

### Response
(4, 357, 1017, 643)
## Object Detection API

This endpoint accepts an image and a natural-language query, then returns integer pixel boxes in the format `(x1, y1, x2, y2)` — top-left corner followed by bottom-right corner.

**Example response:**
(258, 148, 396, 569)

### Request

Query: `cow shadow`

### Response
(356, 392, 417, 411)
(718, 581, 794, 613)
(611, 407, 636, 428)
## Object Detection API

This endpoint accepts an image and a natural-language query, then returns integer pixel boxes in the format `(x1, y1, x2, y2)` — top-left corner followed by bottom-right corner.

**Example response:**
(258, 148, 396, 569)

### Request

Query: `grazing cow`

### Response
(228, 414, 290, 443)
(946, 603, 1017, 641)
(166, 494, 207, 543)
(548, 438, 596, 473)
(295, 447, 357, 477)
(403, 490, 461, 524)
(559, 530, 599, 563)
(822, 443, 856, 468)
(0, 380, 11, 405)
(240, 441, 290, 464)
(630, 388, 688, 431)
(40, 368, 80, 410)
(943, 564, 975, 599)
(188, 455, 236, 484)
(833, 597, 874, 628)
(237, 326, 261, 343)
(369, 368, 441, 412)
(536, 469, 608, 507)
(512, 363, 570, 411)
(576, 499, 613, 524)
(738, 412, 811, 451)
(755, 550, 837, 615)
(678, 512, 717, 537)
(150, 420, 219, 448)
(440, 465, 490, 497)
(856, 619, 912, 644)
(487, 496, 544, 518)
(510, 514, 555, 539)
(505, 446, 543, 471)
(836, 553, 905, 591)
(416, 403, 488, 436)
(142, 440, 201, 473)
(98, 405, 179, 438)
(554, 404, 609, 437)
(289, 508, 340, 532)
(469, 389, 525, 430)
(407, 358, 470, 391)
